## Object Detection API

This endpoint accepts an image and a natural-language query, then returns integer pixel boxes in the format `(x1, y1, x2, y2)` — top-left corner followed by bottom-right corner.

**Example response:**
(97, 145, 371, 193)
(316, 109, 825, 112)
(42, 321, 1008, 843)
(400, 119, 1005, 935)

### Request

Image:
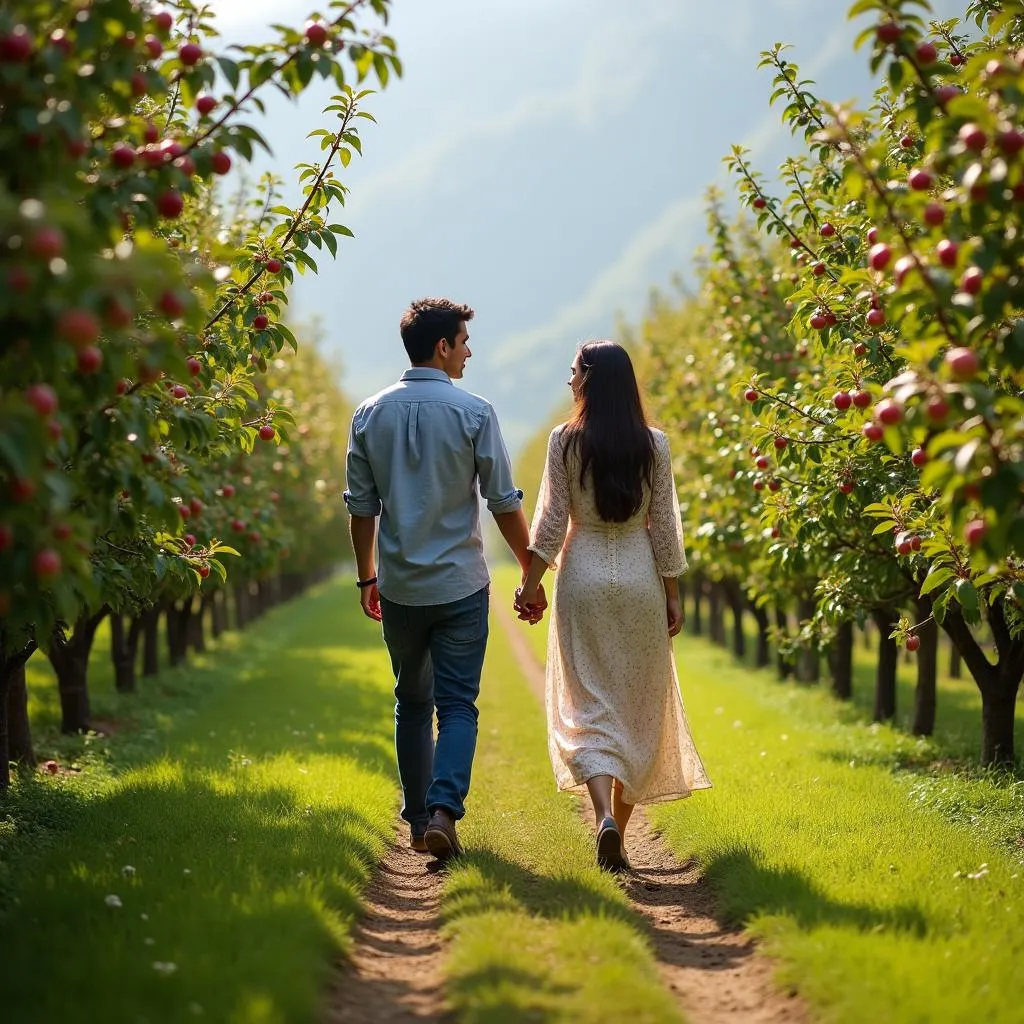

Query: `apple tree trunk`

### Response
(707, 583, 726, 646)
(6, 662, 36, 769)
(189, 596, 209, 654)
(110, 613, 142, 694)
(948, 642, 962, 679)
(795, 596, 820, 684)
(210, 590, 226, 639)
(140, 606, 160, 678)
(689, 570, 704, 636)
(871, 607, 900, 723)
(942, 603, 1022, 767)
(233, 582, 250, 630)
(0, 634, 38, 791)
(775, 607, 793, 680)
(912, 597, 938, 737)
(48, 608, 108, 734)
(722, 579, 747, 661)
(829, 620, 854, 701)
(167, 599, 192, 667)
(750, 602, 771, 669)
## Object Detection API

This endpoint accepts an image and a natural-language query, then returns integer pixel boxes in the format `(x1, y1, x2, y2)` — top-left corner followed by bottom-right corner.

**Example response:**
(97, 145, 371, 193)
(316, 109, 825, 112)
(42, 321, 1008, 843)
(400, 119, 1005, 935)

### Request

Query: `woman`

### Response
(514, 341, 711, 871)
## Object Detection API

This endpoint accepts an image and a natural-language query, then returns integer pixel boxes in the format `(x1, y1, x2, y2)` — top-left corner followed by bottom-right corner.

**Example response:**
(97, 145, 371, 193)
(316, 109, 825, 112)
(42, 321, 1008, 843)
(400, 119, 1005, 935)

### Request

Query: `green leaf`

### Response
(919, 566, 955, 597)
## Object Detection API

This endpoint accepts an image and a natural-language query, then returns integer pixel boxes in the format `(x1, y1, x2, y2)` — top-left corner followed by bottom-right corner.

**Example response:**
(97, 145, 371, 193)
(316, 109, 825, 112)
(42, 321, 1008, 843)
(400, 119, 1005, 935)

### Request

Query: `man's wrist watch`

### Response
(356, 575, 378, 589)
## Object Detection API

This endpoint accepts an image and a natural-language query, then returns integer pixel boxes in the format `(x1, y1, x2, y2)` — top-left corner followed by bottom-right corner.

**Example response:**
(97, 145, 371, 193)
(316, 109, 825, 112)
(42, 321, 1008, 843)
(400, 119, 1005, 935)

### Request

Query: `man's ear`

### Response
(437, 337, 449, 358)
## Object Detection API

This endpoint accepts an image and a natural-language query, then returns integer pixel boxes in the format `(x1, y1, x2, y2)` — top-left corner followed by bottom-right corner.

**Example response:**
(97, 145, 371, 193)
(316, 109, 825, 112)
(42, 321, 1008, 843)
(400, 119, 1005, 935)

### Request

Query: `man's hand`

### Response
(360, 582, 382, 622)
(514, 580, 547, 626)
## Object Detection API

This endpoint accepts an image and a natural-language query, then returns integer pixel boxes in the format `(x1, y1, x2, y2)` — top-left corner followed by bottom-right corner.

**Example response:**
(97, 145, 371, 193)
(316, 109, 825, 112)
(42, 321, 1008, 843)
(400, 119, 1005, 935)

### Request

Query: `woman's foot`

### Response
(596, 816, 628, 872)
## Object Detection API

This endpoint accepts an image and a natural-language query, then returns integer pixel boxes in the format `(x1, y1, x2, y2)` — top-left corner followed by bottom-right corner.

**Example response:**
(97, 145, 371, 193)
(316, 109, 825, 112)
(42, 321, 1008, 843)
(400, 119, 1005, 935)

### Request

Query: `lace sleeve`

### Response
(528, 427, 570, 566)
(649, 431, 688, 577)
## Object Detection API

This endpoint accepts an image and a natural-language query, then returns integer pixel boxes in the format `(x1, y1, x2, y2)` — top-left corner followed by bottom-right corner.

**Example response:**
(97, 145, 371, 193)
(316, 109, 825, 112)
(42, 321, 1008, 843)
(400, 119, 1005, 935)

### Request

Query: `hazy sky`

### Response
(210, 0, 963, 451)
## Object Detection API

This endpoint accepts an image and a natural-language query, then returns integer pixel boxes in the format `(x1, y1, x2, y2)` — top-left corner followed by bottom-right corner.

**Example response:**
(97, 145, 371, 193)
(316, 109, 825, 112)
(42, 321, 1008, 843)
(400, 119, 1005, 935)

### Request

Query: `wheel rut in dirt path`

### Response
(495, 601, 808, 1024)
(322, 841, 452, 1024)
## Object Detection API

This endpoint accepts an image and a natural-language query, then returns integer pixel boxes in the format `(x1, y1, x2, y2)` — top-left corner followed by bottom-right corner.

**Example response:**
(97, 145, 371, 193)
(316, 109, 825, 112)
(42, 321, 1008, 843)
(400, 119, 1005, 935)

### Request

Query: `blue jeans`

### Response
(380, 586, 489, 832)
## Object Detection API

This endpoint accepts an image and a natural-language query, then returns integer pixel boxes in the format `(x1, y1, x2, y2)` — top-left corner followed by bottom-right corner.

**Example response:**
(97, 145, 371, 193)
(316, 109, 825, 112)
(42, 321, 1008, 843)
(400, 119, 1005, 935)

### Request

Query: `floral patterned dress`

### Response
(529, 425, 711, 805)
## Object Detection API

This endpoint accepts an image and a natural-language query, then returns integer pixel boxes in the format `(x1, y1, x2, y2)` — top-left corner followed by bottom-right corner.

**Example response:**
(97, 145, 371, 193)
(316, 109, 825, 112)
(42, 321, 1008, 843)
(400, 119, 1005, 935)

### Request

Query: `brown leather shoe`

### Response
(410, 831, 429, 853)
(424, 809, 463, 862)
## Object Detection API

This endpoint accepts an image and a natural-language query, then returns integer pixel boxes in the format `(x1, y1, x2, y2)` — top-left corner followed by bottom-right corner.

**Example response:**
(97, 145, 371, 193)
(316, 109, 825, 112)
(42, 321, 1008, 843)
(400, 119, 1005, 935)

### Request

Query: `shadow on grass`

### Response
(703, 843, 927, 937)
(0, 772, 386, 1022)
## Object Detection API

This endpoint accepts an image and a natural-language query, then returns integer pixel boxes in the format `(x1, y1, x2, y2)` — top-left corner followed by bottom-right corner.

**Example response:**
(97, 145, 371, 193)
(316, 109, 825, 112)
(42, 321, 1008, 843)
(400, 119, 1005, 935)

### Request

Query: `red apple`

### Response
(852, 390, 872, 409)
(853, 341, 868, 357)
(258, 424, 276, 441)
(774, 436, 788, 450)
(964, 519, 986, 546)
(906, 635, 921, 652)
(752, 196, 766, 209)
(809, 313, 828, 330)
(156, 190, 184, 219)
(866, 227, 879, 245)
(996, 128, 1024, 157)
(753, 479, 765, 492)
(153, 10, 174, 33)
(958, 123, 987, 152)
(196, 94, 217, 116)
(894, 255, 915, 287)
(174, 155, 196, 176)
(252, 314, 269, 331)
(911, 447, 927, 467)
(43, 759, 59, 774)
(833, 391, 853, 411)
(0, 26, 33, 62)
(210, 150, 232, 175)
(222, 484, 236, 498)
(867, 307, 886, 327)
(915, 41, 938, 64)
(755, 455, 770, 470)
(839, 481, 854, 494)
(908, 168, 933, 191)
(304, 20, 329, 46)
(184, 533, 197, 547)
(171, 384, 188, 399)
(130, 71, 147, 97)
(960, 266, 983, 295)
(926, 396, 950, 422)
(144, 35, 163, 59)
(25, 384, 58, 417)
(190, 498, 203, 516)
(57, 308, 100, 348)
(862, 422, 884, 442)
(876, 398, 903, 425)
(34, 548, 62, 578)
(945, 347, 979, 381)
(900, 134, 915, 149)
(812, 262, 826, 277)
(198, 564, 211, 579)
(158, 289, 186, 318)
(186, 357, 201, 376)
(869, 242, 891, 270)
(768, 478, 781, 492)
(264, 258, 283, 273)
(744, 388, 758, 403)
(935, 84, 960, 106)
(179, 42, 203, 65)
(923, 201, 945, 227)
(820, 222, 836, 237)
(76, 346, 103, 374)
(936, 239, 958, 267)
(231, 518, 246, 532)
(876, 21, 903, 44)
(111, 144, 136, 169)
(29, 226, 65, 260)
(949, 53, 964, 67)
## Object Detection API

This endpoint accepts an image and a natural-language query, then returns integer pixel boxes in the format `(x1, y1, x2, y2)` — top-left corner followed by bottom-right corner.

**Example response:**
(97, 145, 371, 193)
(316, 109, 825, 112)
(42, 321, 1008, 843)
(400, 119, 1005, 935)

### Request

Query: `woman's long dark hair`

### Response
(562, 341, 655, 523)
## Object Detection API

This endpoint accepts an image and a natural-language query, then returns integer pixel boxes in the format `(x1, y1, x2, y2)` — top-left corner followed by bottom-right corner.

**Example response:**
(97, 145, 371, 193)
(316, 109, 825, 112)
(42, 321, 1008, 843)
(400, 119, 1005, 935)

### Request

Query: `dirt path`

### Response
(322, 842, 451, 1023)
(495, 601, 807, 1024)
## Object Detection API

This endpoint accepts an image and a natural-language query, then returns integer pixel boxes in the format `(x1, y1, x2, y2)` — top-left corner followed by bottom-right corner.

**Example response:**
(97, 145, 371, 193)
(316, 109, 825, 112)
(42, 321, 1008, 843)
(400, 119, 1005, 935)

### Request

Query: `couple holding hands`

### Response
(345, 297, 709, 871)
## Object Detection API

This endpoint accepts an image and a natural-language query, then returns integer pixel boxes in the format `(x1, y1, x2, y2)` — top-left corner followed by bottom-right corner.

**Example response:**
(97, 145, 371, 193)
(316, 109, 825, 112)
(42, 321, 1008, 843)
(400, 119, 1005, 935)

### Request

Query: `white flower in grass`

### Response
(240, 758, 252, 766)
(182, 868, 192, 876)
(152, 961, 178, 976)
(144, 937, 155, 946)
(140, 913, 149, 921)
(189, 1003, 204, 1016)
(732, 720, 743, 729)
(105, 894, 123, 908)
(121, 865, 136, 878)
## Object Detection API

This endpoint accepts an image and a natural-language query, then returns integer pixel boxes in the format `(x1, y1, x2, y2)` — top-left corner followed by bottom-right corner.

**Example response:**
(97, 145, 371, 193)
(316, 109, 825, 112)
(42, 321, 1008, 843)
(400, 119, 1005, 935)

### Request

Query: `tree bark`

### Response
(48, 608, 108, 734)
(233, 582, 249, 630)
(795, 595, 820, 683)
(140, 606, 160, 677)
(6, 662, 36, 770)
(167, 599, 192, 667)
(210, 589, 225, 639)
(750, 603, 771, 669)
(871, 606, 900, 723)
(723, 579, 747, 661)
(941, 602, 1023, 766)
(189, 596, 209, 654)
(690, 570, 704, 636)
(775, 607, 793, 680)
(912, 597, 938, 737)
(0, 634, 38, 791)
(948, 642, 962, 679)
(110, 613, 141, 694)
(707, 582, 726, 646)
(829, 620, 854, 700)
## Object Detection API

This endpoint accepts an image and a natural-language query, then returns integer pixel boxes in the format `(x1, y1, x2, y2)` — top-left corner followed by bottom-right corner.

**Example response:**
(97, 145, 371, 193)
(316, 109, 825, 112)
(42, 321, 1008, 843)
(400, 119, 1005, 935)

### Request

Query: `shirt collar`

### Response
(400, 367, 453, 384)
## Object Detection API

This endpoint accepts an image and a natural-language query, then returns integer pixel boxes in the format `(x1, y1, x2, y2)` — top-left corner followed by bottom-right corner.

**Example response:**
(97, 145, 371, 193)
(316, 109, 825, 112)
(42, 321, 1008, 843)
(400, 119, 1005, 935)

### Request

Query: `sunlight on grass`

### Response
(443, 614, 681, 1023)
(494, 565, 1024, 1022)
(0, 579, 399, 1024)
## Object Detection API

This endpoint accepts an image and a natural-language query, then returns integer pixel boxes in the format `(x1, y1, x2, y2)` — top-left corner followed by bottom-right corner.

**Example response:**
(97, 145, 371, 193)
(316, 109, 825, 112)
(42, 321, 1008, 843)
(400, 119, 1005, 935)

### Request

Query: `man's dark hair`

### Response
(400, 297, 475, 363)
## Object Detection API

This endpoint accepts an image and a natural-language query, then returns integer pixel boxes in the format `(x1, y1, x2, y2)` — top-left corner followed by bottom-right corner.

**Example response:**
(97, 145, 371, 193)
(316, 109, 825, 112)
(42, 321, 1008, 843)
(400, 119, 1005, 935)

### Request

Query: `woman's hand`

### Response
(514, 581, 547, 625)
(666, 596, 684, 637)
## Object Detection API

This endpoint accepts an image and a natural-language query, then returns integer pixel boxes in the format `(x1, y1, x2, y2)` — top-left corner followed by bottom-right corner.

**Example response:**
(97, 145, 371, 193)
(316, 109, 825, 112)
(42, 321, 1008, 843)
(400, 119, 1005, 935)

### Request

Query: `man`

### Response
(344, 297, 544, 862)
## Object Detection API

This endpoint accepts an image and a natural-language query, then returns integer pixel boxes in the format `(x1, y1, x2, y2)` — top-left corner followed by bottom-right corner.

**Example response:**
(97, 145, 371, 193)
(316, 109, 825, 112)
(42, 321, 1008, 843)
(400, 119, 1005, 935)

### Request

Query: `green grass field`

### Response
(493, 564, 1024, 1023)
(1, 580, 399, 1023)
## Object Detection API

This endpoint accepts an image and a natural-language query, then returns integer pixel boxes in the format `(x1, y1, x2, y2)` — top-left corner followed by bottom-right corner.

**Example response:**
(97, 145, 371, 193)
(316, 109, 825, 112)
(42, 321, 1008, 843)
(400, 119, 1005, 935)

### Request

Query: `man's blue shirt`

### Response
(344, 367, 523, 606)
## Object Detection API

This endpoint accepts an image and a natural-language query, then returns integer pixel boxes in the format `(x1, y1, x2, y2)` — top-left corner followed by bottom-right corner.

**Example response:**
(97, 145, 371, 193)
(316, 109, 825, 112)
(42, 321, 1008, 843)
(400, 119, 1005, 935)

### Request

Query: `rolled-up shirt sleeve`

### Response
(474, 403, 523, 514)
(343, 410, 383, 517)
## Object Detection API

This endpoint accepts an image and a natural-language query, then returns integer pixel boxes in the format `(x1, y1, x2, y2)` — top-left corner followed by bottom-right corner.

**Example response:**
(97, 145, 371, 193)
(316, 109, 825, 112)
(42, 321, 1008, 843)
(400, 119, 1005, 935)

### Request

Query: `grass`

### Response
(442, 602, 680, 1023)
(0, 578, 399, 1024)
(494, 564, 1024, 1022)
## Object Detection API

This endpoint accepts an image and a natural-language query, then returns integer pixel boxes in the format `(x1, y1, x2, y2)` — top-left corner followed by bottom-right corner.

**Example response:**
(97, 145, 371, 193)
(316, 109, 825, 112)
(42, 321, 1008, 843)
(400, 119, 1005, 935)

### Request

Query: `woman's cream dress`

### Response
(529, 426, 711, 805)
